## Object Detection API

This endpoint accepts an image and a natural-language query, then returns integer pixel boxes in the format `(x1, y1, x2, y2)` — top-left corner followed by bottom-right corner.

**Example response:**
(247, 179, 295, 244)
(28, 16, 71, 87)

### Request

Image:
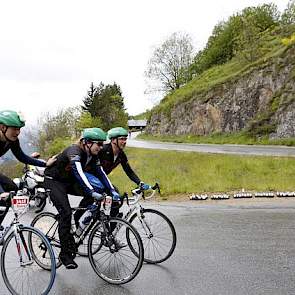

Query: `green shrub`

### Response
(0, 162, 23, 179)
(46, 137, 73, 156)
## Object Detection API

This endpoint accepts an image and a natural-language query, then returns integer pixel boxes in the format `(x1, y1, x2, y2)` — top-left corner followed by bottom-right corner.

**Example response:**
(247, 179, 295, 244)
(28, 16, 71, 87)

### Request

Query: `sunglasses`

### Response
(118, 137, 127, 140)
(92, 141, 104, 146)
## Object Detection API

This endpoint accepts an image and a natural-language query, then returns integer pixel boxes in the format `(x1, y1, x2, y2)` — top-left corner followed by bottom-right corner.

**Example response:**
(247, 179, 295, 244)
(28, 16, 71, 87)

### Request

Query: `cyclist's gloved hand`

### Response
(0, 192, 10, 200)
(111, 190, 121, 201)
(92, 191, 103, 201)
(140, 182, 150, 191)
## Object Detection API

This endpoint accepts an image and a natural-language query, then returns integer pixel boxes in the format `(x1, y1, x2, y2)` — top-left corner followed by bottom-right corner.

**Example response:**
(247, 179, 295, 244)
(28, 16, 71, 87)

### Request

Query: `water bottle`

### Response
(104, 195, 112, 216)
(76, 210, 92, 236)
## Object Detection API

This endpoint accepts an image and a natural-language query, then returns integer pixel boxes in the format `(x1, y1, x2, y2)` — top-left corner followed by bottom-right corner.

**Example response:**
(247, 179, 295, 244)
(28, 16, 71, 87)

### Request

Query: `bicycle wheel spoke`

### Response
(129, 208, 177, 263)
(88, 217, 144, 284)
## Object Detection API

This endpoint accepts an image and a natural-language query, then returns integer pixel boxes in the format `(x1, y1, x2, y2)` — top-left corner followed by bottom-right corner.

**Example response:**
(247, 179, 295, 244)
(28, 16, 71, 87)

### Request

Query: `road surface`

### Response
(2, 200, 295, 295)
(127, 132, 295, 157)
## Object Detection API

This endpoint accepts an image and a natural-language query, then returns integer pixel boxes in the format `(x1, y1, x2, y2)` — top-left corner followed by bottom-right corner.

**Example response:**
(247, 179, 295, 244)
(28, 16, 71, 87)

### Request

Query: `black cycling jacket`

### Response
(99, 143, 141, 185)
(0, 139, 46, 193)
(44, 144, 114, 196)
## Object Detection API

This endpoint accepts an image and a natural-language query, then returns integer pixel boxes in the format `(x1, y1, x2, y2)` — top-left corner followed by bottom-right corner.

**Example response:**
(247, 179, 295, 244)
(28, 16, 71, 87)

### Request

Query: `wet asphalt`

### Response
(127, 138, 295, 157)
(126, 131, 295, 157)
(2, 201, 295, 295)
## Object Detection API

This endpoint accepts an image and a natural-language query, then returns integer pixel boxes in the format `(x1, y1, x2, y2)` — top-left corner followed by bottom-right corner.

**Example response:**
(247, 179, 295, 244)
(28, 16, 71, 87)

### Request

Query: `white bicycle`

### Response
(75, 183, 176, 263)
(121, 183, 177, 264)
(0, 192, 56, 295)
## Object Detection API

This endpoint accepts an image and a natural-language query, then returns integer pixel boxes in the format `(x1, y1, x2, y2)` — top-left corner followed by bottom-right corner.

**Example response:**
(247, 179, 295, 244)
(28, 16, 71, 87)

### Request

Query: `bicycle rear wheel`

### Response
(128, 208, 177, 264)
(88, 217, 144, 285)
(1, 226, 56, 295)
(31, 212, 62, 269)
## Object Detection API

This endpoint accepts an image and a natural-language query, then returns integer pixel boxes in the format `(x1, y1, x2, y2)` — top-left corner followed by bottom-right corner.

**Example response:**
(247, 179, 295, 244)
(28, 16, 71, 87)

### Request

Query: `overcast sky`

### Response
(0, 0, 290, 125)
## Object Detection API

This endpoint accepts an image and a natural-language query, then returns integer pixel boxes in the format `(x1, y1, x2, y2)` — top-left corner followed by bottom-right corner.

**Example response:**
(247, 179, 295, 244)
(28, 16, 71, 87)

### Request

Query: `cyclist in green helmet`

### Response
(0, 110, 56, 239)
(104, 127, 149, 215)
(102, 127, 148, 188)
(77, 126, 149, 219)
(44, 127, 119, 269)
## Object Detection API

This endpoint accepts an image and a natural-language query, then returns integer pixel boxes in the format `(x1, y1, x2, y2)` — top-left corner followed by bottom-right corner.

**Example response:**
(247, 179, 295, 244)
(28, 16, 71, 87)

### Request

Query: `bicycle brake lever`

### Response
(152, 183, 161, 194)
(9, 191, 16, 199)
(123, 192, 129, 206)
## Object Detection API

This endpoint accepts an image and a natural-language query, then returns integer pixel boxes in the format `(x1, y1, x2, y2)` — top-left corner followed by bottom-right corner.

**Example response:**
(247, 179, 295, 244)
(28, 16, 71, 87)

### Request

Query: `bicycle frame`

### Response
(40, 206, 96, 252)
(0, 193, 34, 265)
(75, 209, 100, 245)
(45, 199, 112, 252)
(1, 193, 57, 295)
(114, 184, 159, 238)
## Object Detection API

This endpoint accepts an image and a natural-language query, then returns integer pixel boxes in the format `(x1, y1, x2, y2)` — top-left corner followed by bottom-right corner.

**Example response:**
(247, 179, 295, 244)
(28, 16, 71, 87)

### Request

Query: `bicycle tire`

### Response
(88, 217, 144, 285)
(128, 208, 177, 264)
(1, 226, 56, 295)
(31, 212, 62, 269)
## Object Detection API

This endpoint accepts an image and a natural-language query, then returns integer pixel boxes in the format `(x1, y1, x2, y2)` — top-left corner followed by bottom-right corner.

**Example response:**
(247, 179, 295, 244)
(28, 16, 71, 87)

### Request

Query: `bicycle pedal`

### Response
(21, 260, 34, 266)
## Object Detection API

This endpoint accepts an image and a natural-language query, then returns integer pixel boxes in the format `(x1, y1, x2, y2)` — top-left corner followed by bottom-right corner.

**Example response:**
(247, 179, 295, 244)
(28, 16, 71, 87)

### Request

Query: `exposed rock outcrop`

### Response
(146, 45, 295, 138)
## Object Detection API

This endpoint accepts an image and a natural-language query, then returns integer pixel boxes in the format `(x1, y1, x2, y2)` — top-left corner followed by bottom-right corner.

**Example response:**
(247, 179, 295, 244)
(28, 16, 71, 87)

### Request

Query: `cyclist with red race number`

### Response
(0, 110, 56, 239)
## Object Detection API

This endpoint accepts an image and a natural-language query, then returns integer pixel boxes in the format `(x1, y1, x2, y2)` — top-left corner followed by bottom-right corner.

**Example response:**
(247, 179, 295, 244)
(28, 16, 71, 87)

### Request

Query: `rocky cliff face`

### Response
(146, 45, 295, 138)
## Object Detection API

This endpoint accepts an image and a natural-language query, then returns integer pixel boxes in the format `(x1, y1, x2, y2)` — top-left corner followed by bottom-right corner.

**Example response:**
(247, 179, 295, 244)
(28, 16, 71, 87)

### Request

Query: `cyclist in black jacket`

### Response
(76, 127, 149, 220)
(99, 127, 149, 217)
(101, 127, 140, 183)
(44, 127, 119, 269)
(0, 110, 56, 231)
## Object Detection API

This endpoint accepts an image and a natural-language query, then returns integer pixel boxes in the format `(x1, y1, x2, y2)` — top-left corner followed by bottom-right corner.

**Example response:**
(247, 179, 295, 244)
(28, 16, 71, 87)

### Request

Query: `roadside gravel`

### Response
(149, 195, 295, 209)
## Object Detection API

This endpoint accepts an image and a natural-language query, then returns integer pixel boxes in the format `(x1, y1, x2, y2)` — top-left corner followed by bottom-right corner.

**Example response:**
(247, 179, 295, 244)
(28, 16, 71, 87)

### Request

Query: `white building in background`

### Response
(128, 119, 147, 131)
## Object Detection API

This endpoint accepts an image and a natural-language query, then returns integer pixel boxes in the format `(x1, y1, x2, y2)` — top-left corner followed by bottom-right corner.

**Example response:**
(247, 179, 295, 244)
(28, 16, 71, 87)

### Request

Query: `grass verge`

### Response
(108, 147, 295, 200)
(2, 147, 294, 202)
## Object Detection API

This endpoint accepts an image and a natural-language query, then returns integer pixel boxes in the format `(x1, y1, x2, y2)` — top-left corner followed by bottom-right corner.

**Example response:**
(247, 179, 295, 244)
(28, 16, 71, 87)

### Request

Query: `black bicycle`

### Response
(66, 184, 177, 264)
(31, 194, 144, 285)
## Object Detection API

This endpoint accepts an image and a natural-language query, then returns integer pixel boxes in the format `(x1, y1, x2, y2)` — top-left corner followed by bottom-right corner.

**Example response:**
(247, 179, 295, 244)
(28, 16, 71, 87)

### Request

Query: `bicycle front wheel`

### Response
(129, 208, 177, 264)
(88, 217, 144, 285)
(1, 226, 56, 295)
(31, 212, 62, 269)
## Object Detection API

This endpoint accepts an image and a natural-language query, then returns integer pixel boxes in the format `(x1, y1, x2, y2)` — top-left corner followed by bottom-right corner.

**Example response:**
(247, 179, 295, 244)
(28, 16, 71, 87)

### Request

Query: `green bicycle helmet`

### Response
(82, 128, 106, 142)
(0, 110, 25, 128)
(107, 127, 128, 140)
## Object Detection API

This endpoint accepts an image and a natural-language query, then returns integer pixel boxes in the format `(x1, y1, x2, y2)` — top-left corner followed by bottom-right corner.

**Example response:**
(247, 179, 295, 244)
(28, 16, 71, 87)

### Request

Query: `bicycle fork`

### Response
(137, 211, 153, 239)
(13, 225, 34, 267)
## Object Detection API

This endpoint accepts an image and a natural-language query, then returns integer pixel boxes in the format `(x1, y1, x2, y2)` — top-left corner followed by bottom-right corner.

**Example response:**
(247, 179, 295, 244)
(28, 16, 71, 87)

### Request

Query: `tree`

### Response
(235, 4, 280, 62)
(145, 32, 194, 93)
(82, 82, 128, 130)
(241, 4, 280, 31)
(281, 0, 295, 24)
(75, 112, 102, 132)
(190, 17, 240, 76)
(190, 3, 281, 74)
(82, 82, 96, 116)
(236, 15, 264, 62)
(37, 106, 81, 154)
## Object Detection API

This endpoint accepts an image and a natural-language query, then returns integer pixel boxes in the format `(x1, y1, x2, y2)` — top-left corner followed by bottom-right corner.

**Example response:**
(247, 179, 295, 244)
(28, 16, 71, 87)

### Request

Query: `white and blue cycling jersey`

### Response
(44, 144, 114, 197)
